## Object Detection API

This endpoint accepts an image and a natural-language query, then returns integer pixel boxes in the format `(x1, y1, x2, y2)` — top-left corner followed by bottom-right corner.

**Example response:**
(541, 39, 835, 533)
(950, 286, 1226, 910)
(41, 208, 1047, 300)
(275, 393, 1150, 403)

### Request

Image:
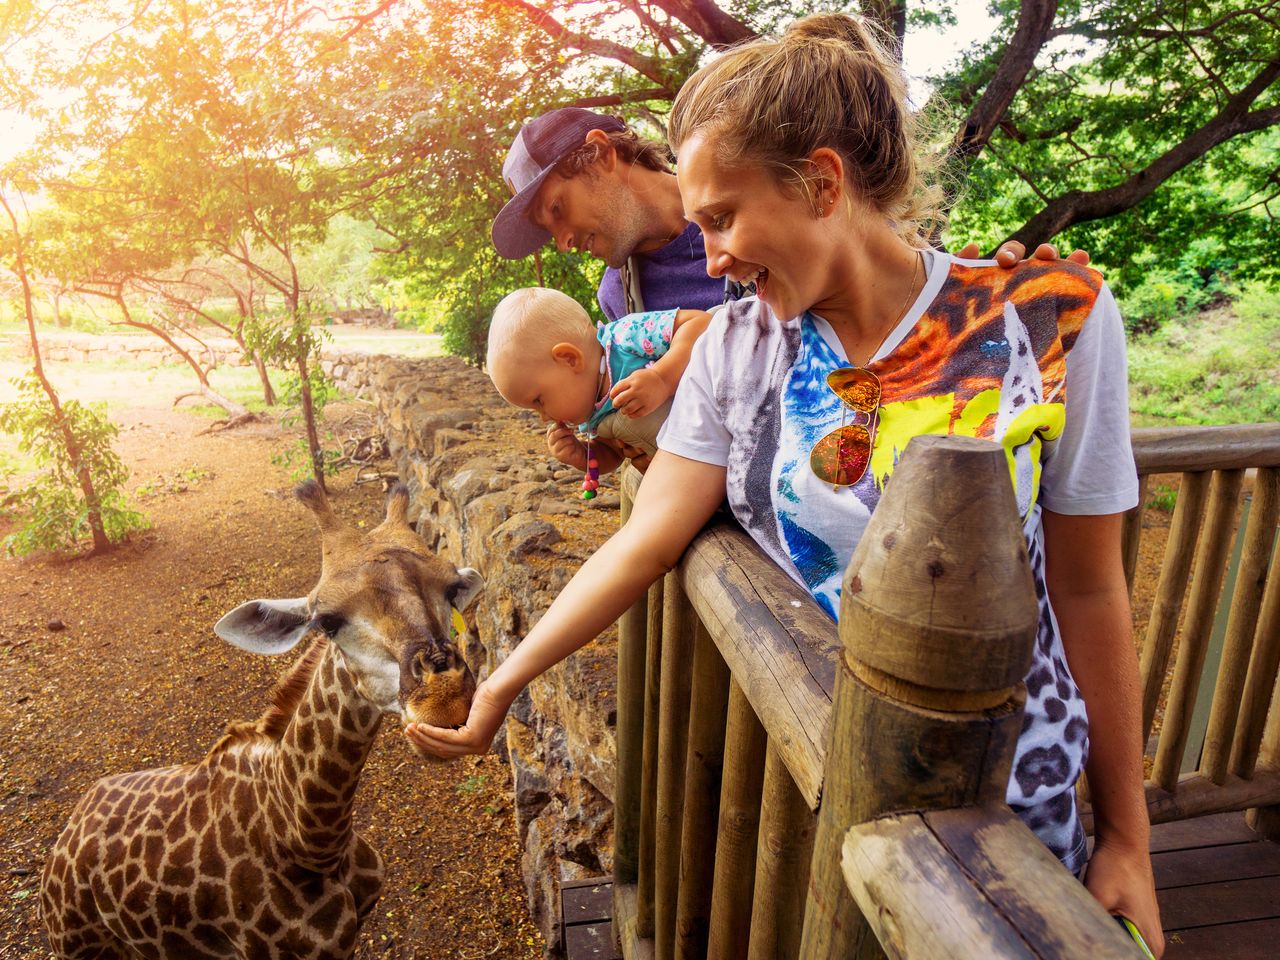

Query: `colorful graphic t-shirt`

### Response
(579, 309, 677, 434)
(657, 251, 1138, 873)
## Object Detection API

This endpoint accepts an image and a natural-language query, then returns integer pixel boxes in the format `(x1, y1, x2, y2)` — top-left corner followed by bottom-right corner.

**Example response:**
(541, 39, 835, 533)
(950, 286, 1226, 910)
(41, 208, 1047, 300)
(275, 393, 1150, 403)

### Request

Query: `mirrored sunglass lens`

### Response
(826, 368, 880, 412)
(809, 424, 871, 487)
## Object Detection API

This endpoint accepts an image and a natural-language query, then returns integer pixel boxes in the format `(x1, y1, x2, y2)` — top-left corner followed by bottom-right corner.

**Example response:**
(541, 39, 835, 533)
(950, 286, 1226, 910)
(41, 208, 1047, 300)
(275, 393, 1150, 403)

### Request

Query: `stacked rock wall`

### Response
(30, 332, 249, 366)
(323, 352, 620, 956)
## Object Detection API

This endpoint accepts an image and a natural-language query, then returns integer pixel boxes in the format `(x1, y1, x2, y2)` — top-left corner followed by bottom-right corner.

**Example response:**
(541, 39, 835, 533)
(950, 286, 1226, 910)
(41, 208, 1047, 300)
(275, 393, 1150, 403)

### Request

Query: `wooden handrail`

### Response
(621, 468, 839, 809)
(842, 807, 1139, 959)
(1131, 423, 1280, 473)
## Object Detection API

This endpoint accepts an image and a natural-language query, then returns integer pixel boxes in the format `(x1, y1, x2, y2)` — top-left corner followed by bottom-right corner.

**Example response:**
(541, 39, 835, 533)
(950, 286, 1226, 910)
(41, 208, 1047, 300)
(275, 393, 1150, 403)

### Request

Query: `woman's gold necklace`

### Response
(855, 250, 924, 368)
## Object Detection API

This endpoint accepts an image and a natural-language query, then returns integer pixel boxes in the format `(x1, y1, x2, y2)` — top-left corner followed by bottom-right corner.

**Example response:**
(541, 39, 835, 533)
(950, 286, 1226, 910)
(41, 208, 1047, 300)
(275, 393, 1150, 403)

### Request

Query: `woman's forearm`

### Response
(486, 521, 672, 702)
(486, 452, 728, 705)
(1058, 588, 1150, 847)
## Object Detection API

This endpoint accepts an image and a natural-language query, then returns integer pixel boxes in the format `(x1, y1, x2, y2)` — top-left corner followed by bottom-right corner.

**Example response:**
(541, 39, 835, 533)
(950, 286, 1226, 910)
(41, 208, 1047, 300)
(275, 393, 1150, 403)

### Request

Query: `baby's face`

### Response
(492, 349, 600, 426)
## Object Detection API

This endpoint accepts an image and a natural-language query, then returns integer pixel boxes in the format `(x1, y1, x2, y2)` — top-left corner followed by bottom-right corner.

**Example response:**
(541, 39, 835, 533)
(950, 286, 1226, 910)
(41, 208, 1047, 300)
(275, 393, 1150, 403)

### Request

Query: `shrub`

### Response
(0, 374, 148, 554)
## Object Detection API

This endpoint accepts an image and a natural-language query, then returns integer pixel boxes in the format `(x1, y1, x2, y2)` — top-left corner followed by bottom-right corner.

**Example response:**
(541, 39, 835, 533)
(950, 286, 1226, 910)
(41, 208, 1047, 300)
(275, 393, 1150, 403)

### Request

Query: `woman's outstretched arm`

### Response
(407, 451, 728, 758)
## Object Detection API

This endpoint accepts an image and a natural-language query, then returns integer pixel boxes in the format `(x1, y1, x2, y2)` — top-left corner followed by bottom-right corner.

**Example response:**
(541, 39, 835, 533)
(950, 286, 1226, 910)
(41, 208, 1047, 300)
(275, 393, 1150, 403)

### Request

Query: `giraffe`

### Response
(40, 480, 484, 960)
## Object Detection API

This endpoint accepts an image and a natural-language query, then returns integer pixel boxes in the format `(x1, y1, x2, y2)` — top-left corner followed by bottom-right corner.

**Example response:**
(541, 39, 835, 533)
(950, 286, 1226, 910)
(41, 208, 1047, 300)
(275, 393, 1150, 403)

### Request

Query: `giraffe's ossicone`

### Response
(40, 481, 484, 960)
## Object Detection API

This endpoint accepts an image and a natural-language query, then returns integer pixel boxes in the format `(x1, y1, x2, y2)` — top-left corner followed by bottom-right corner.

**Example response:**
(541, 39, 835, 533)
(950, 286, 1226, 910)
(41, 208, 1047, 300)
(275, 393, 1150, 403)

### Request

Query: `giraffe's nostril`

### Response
(409, 651, 427, 684)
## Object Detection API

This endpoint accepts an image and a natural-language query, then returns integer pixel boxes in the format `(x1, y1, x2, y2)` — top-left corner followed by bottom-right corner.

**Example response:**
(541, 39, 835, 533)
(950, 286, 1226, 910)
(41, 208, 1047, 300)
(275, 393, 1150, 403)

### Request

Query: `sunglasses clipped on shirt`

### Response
(809, 366, 881, 489)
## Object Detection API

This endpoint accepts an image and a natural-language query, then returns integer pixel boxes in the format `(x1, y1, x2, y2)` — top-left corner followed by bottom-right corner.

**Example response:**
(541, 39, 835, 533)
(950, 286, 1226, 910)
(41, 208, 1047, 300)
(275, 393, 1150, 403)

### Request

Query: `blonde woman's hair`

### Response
(487, 288, 597, 369)
(667, 12, 946, 243)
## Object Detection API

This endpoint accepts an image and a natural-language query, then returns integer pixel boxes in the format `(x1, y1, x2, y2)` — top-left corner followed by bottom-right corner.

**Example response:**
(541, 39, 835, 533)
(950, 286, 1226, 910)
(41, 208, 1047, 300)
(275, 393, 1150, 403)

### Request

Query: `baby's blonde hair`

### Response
(487, 288, 598, 370)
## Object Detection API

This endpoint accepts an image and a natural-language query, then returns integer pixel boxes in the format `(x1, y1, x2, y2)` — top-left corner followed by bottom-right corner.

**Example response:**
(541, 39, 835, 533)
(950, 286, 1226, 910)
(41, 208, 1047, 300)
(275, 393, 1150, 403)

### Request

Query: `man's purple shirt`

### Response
(596, 221, 728, 321)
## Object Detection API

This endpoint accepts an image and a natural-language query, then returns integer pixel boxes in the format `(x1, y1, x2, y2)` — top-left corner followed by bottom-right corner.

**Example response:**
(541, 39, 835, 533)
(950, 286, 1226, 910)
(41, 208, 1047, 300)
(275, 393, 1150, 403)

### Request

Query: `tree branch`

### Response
(645, 0, 755, 49)
(1004, 60, 1280, 248)
(948, 0, 1059, 172)
(499, 0, 673, 84)
(569, 86, 675, 107)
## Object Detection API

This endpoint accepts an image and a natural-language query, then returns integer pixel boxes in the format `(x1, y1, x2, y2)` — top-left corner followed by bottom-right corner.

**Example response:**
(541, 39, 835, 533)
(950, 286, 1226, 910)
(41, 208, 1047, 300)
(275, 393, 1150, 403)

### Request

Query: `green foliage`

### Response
(944, 3, 1280, 296)
(1146, 483, 1178, 513)
(272, 435, 343, 482)
(1128, 284, 1280, 425)
(276, 360, 340, 427)
(0, 374, 147, 555)
(1116, 237, 1235, 333)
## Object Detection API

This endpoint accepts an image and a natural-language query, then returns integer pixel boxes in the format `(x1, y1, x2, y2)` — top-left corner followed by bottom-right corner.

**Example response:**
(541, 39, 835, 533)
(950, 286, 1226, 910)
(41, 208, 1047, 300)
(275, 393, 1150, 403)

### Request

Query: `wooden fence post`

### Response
(798, 435, 1040, 959)
(615, 485, 648, 885)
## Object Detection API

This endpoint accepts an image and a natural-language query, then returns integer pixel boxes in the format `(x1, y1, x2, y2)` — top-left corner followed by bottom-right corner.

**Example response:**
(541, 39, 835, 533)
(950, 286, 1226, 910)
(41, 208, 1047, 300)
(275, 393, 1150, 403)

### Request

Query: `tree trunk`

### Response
(860, 0, 906, 54)
(1, 196, 110, 554)
(294, 334, 327, 492)
(251, 349, 277, 406)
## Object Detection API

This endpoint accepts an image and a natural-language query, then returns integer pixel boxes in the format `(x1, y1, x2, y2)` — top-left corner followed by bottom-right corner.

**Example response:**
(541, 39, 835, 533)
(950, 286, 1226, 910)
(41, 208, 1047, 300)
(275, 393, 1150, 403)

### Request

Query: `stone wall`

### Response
(31, 332, 250, 367)
(323, 351, 620, 956)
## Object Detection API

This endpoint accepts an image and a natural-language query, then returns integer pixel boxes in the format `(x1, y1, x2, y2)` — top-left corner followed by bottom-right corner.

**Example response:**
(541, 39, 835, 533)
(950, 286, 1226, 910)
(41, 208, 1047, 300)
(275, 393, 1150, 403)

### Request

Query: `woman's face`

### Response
(677, 131, 836, 323)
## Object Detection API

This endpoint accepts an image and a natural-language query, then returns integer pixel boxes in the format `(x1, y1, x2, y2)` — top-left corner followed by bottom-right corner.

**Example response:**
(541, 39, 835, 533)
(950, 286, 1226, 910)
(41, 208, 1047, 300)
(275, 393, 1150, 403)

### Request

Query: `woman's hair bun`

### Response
(783, 12, 876, 50)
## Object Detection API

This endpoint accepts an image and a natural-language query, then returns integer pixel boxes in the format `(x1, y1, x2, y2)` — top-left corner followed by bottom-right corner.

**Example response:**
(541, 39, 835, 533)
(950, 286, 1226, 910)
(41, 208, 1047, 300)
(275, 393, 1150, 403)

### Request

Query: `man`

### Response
(491, 107, 1085, 319)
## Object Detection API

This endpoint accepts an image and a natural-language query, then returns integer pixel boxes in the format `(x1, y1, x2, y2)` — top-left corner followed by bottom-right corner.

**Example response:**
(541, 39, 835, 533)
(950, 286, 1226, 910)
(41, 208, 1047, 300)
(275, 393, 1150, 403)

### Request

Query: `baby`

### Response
(486, 287, 712, 486)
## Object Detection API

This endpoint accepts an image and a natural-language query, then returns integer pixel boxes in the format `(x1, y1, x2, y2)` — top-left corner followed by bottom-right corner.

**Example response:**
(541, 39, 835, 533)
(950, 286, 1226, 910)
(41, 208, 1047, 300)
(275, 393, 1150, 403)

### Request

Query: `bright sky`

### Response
(0, 5, 999, 164)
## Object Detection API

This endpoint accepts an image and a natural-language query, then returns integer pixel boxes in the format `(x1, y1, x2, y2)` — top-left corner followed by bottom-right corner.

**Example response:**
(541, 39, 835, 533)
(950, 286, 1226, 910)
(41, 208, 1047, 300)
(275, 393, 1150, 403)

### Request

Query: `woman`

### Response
(411, 13, 1162, 952)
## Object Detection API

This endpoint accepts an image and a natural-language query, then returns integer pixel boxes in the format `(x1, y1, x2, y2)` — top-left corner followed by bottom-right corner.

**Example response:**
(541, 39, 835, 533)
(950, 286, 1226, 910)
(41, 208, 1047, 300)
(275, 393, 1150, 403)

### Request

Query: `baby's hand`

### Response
(546, 422, 588, 470)
(610, 368, 670, 419)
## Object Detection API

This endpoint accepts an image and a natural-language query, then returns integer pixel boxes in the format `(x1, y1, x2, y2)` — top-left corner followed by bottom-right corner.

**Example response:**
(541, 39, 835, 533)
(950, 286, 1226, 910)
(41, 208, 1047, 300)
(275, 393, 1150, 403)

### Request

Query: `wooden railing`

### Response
(609, 424, 1280, 960)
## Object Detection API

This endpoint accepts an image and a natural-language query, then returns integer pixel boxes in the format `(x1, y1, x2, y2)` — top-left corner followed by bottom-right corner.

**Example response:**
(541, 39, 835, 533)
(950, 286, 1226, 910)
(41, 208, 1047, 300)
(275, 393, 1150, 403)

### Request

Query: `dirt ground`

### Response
(0, 362, 544, 959)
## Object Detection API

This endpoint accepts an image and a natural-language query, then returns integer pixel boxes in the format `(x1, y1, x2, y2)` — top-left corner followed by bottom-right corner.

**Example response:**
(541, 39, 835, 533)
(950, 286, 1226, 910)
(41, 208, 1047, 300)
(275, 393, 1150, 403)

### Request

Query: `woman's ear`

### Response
(808, 147, 846, 217)
(550, 342, 586, 370)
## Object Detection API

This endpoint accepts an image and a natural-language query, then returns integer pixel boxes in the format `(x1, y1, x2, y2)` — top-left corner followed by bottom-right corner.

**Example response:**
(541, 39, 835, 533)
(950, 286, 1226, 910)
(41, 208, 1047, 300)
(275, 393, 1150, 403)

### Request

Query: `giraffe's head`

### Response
(214, 481, 482, 736)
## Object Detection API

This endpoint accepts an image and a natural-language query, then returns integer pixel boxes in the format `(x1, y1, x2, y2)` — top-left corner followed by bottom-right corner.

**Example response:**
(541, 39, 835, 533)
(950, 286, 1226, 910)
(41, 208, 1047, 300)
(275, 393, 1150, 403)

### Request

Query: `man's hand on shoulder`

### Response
(956, 240, 1091, 268)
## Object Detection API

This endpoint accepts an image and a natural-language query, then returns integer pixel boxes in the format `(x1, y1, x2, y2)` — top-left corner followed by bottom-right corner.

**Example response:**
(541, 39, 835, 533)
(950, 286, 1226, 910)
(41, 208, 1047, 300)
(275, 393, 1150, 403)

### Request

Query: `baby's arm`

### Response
(610, 309, 713, 418)
(546, 422, 625, 474)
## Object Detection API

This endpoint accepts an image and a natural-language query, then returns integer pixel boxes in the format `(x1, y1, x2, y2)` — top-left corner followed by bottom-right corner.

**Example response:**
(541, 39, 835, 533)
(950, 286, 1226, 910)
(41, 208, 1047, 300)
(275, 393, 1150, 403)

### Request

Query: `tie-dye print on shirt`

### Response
(660, 253, 1138, 873)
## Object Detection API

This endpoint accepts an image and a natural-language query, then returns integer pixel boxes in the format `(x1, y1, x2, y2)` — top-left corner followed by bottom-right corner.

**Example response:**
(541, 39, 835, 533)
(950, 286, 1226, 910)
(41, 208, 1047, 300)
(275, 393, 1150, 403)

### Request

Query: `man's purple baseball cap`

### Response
(491, 108, 627, 259)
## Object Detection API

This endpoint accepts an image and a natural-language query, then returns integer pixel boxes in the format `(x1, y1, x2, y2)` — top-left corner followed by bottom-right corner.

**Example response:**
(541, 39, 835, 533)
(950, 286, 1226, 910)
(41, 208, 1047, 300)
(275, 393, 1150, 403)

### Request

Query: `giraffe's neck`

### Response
(267, 641, 383, 871)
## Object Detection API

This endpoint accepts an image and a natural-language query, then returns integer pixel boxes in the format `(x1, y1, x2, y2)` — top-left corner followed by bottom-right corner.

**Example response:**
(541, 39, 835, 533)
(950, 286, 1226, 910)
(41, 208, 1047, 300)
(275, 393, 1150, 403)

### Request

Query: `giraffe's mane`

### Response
(215, 634, 329, 749)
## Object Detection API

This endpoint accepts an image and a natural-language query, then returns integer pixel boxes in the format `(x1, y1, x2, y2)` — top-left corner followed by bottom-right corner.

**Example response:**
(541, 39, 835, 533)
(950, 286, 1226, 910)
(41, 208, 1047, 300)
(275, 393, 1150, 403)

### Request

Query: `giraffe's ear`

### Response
(448, 567, 484, 613)
(214, 598, 312, 655)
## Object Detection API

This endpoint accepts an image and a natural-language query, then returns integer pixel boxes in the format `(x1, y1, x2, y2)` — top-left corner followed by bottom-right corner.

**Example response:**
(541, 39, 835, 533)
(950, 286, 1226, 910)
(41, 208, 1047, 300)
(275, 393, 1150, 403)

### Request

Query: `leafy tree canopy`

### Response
(3, 0, 1277, 362)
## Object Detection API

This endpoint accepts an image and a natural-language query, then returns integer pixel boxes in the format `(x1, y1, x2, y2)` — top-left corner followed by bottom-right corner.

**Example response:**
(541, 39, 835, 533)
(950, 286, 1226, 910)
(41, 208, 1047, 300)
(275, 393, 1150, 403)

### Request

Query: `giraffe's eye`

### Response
(315, 613, 345, 637)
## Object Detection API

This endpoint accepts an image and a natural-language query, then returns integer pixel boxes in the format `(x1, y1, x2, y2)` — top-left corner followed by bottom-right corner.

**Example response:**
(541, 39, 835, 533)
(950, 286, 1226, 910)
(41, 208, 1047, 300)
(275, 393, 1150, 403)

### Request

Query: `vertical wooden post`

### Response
(1245, 681, 1280, 840)
(637, 577, 665, 937)
(674, 624, 731, 959)
(1138, 470, 1211, 740)
(798, 436, 1039, 960)
(655, 574, 696, 960)
(708, 680, 768, 960)
(1122, 474, 1148, 596)
(1202, 469, 1280, 782)
(614, 485, 648, 885)
(1153, 469, 1245, 790)
(1231, 471, 1280, 777)
(748, 742, 814, 960)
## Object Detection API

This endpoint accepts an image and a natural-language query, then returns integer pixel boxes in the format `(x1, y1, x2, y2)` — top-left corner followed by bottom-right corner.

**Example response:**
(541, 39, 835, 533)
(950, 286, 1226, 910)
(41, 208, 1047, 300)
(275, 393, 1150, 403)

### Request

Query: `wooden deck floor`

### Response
(1153, 813, 1280, 959)
(570, 813, 1279, 959)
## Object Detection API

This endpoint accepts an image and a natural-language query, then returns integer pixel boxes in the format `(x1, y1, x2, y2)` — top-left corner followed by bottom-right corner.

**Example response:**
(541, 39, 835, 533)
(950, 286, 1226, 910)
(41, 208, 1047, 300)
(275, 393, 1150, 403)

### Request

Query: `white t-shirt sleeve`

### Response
(1039, 282, 1139, 515)
(656, 313, 732, 467)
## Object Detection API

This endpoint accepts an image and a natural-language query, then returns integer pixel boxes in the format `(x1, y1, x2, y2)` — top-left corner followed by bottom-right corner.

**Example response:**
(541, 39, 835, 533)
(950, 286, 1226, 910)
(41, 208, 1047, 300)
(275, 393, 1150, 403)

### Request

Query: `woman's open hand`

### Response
(404, 679, 513, 759)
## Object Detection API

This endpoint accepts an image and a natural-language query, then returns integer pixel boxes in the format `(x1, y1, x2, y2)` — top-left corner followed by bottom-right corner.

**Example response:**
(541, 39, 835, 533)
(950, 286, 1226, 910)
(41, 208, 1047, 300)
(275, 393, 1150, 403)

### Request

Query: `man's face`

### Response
(529, 164, 652, 268)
